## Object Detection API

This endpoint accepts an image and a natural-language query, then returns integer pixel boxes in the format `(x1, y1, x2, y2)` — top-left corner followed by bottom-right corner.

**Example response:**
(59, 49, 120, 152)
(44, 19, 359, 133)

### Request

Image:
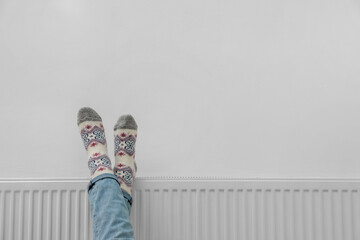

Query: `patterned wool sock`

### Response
(113, 114, 138, 198)
(77, 107, 113, 180)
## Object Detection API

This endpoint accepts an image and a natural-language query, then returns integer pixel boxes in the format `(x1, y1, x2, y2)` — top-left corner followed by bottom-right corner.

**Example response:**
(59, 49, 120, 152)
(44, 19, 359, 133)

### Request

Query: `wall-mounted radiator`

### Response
(0, 177, 359, 240)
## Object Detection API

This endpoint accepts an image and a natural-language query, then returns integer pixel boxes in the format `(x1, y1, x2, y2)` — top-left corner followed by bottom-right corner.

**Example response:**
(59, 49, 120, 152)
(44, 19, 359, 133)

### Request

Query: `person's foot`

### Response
(77, 107, 113, 179)
(113, 114, 138, 198)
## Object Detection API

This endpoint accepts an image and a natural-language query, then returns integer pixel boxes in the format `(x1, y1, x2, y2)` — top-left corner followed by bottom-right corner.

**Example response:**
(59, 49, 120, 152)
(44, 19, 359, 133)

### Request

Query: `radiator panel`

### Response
(0, 178, 359, 240)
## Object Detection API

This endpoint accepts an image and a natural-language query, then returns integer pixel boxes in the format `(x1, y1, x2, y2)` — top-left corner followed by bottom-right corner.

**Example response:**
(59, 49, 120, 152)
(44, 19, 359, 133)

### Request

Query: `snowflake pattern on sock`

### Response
(81, 125, 106, 150)
(114, 164, 134, 187)
(114, 132, 136, 156)
(88, 154, 112, 175)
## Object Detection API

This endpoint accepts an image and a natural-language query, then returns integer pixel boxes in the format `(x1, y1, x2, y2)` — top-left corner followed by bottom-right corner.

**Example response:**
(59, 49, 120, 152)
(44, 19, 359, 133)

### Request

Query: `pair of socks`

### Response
(77, 107, 138, 198)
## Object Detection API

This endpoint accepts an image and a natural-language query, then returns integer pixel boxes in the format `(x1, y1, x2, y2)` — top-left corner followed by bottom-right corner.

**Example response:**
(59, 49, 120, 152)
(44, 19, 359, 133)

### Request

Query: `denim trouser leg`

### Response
(87, 173, 134, 240)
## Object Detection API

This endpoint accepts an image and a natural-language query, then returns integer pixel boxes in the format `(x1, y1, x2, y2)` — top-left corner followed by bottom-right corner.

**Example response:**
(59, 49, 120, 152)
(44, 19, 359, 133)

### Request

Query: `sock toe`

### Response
(114, 114, 138, 131)
(77, 107, 102, 125)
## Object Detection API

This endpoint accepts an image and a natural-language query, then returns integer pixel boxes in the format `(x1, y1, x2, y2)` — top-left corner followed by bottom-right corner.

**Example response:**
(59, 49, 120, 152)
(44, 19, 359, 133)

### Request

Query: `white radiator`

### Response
(0, 177, 359, 240)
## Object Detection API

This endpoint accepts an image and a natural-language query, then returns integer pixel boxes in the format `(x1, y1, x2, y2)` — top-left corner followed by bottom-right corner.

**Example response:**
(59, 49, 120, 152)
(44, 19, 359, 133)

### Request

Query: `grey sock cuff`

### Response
(114, 114, 138, 131)
(77, 107, 102, 125)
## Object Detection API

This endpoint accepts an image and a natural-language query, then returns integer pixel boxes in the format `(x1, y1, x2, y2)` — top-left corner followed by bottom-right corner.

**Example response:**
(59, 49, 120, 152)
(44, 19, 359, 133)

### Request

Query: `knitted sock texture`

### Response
(77, 107, 113, 180)
(113, 115, 138, 198)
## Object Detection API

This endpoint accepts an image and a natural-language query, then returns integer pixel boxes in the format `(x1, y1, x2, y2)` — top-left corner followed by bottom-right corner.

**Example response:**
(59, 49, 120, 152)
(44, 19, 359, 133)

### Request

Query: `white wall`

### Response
(1, 0, 360, 179)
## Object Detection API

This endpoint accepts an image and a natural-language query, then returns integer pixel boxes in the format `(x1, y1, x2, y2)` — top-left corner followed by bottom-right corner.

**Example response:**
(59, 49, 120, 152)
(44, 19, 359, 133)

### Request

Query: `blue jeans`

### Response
(87, 173, 135, 240)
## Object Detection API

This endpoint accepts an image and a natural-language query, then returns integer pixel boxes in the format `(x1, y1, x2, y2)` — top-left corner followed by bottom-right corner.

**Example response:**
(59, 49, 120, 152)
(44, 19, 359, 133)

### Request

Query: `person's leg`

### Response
(77, 107, 135, 240)
(77, 107, 113, 179)
(113, 115, 138, 201)
(87, 173, 134, 240)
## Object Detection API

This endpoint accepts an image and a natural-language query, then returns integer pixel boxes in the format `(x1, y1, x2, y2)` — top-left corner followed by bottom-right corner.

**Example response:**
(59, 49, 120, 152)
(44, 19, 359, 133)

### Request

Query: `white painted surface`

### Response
(0, 0, 360, 178)
(1, 178, 360, 240)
